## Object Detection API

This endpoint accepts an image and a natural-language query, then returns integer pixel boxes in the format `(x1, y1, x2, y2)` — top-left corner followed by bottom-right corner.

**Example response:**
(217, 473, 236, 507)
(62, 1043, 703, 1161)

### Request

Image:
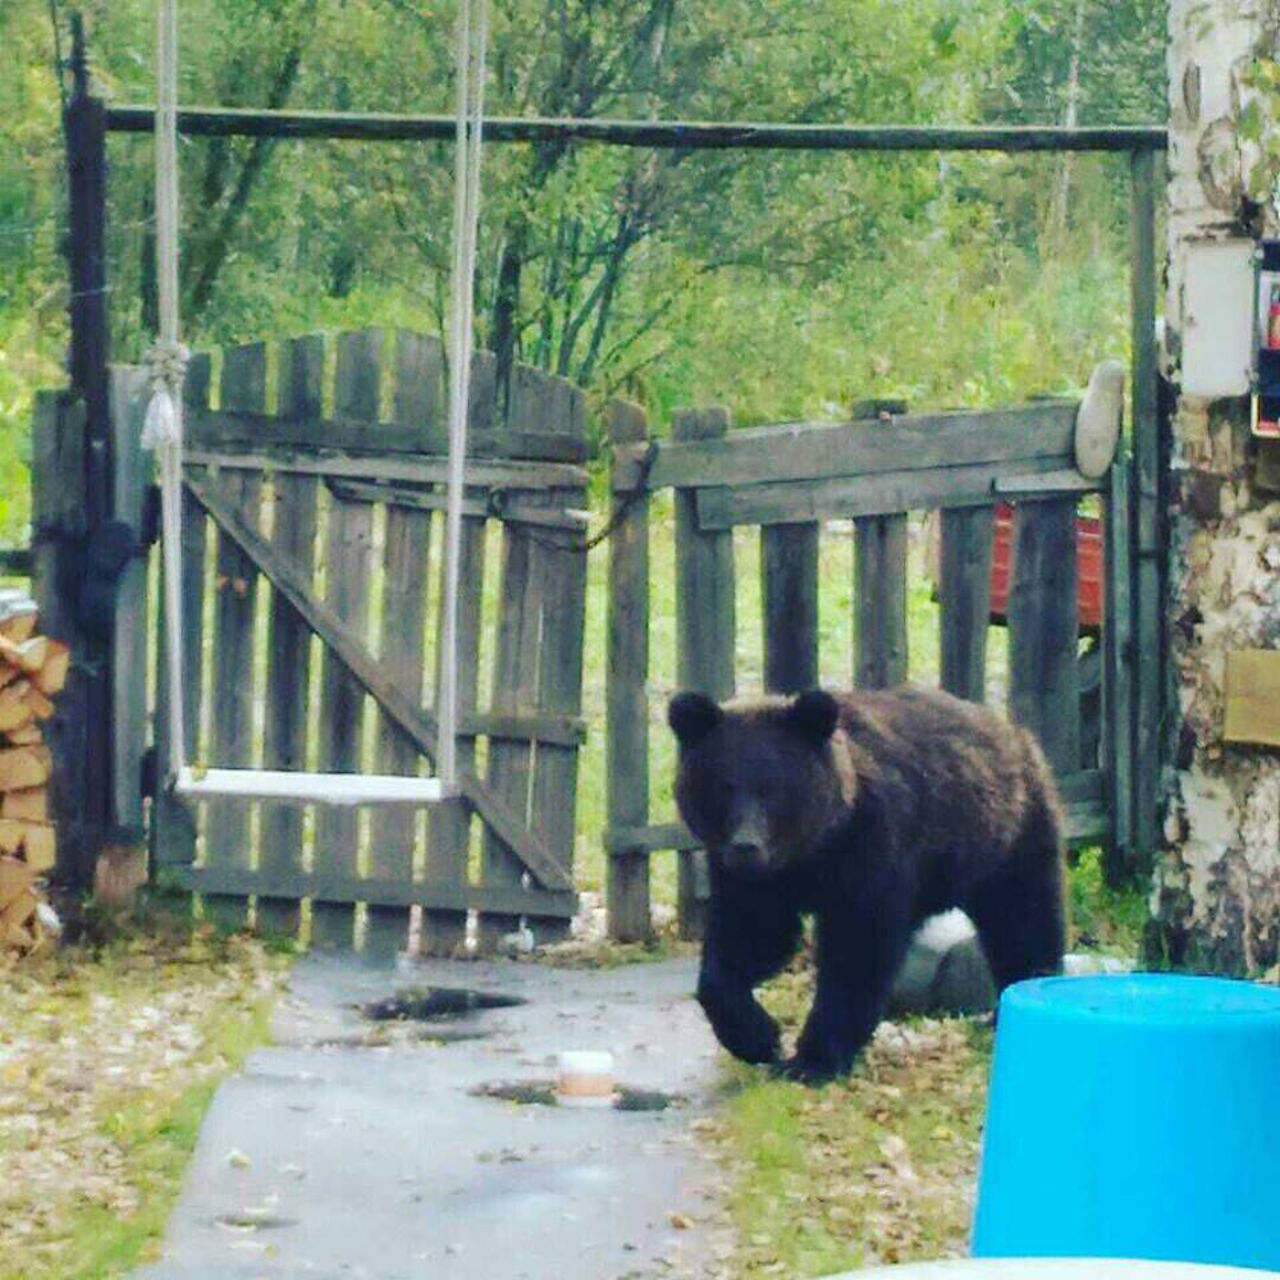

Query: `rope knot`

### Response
(141, 341, 190, 452)
(144, 339, 191, 392)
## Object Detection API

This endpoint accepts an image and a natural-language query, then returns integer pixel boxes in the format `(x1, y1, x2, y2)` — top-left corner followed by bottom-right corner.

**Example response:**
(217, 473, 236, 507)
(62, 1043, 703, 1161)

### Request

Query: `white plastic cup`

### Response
(555, 1050, 616, 1108)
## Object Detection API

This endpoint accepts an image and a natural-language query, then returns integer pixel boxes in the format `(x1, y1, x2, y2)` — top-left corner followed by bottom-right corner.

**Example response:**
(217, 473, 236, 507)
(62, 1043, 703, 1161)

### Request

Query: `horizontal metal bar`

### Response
(167, 865, 578, 919)
(174, 767, 455, 805)
(106, 105, 1167, 153)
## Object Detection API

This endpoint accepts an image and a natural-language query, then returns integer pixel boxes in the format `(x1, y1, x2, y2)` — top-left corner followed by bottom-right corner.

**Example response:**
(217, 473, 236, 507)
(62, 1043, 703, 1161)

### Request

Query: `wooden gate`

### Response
(149, 329, 589, 955)
(604, 371, 1137, 942)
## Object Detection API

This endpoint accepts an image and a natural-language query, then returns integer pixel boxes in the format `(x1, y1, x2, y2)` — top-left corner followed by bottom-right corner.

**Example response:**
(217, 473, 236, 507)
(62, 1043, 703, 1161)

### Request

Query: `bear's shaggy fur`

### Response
(669, 685, 1066, 1080)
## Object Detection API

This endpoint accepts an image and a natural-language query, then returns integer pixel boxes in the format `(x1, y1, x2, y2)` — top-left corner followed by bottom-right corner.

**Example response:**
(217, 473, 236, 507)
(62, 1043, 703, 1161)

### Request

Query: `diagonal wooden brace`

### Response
(184, 470, 573, 892)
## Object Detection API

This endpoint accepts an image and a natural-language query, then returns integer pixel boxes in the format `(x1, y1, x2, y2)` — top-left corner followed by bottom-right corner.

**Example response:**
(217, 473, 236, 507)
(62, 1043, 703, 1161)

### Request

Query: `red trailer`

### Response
(987, 502, 1104, 635)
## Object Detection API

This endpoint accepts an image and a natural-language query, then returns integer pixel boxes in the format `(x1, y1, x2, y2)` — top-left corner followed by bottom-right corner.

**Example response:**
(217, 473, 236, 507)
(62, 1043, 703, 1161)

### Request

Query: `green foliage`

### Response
(1067, 845, 1149, 955)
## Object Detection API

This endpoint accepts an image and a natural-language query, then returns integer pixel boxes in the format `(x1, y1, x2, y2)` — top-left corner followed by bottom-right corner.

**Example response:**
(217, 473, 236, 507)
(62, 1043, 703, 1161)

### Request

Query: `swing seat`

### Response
(173, 766, 457, 807)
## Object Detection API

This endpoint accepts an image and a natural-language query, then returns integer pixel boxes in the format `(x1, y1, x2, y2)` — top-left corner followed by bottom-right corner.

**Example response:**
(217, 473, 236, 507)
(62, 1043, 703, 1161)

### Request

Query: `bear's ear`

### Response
(786, 689, 839, 745)
(668, 692, 722, 748)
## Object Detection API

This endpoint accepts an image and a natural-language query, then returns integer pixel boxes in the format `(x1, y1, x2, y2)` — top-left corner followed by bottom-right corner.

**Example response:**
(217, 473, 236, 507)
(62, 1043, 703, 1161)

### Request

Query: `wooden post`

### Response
(1008, 499, 1080, 776)
(1103, 456, 1135, 885)
(939, 506, 995, 702)
(673, 406, 734, 939)
(762, 524, 818, 693)
(30, 393, 90, 886)
(606, 400, 651, 943)
(854, 514, 909, 689)
(1130, 149, 1161, 871)
(63, 18, 113, 889)
(109, 369, 150, 841)
(152, 355, 210, 881)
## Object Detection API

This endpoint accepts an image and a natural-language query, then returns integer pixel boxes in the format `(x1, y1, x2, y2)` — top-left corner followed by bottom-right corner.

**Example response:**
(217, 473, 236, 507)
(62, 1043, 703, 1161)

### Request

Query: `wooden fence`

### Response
(41, 328, 591, 956)
(604, 384, 1136, 942)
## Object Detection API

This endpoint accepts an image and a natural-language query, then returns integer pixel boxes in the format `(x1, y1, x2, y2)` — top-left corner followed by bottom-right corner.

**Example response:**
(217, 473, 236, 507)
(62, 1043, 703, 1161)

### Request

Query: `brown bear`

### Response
(668, 685, 1066, 1080)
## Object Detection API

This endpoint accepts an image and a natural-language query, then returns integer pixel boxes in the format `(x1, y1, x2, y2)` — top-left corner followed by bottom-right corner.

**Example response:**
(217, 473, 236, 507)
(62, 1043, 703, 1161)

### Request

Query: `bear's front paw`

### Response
(731, 1016, 782, 1066)
(775, 1054, 848, 1085)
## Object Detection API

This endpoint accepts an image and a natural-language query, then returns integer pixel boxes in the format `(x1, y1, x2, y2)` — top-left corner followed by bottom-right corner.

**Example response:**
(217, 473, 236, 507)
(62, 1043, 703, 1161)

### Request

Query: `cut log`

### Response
(2, 921, 35, 951)
(3, 788, 48, 821)
(0, 819, 55, 872)
(0, 855, 35, 909)
(0, 634, 50, 674)
(0, 683, 34, 733)
(0, 886, 38, 932)
(22, 685, 54, 722)
(0, 594, 37, 643)
(0, 746, 53, 793)
(4, 725, 42, 746)
(33, 641, 70, 696)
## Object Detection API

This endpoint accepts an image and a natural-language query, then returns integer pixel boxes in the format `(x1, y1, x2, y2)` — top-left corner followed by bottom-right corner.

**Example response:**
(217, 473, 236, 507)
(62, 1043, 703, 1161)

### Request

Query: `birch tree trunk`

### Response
(1154, 0, 1280, 975)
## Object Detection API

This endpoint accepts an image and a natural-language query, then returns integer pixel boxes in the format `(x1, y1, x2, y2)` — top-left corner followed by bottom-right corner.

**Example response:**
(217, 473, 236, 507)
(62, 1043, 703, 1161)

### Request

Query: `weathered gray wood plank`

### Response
(189, 405, 587, 463)
(171, 865, 575, 919)
(1008, 498, 1080, 776)
(313, 330, 379, 949)
(854, 514, 908, 689)
(674, 407, 735, 939)
(606, 400, 652, 943)
(184, 446, 587, 491)
(153, 355, 210, 880)
(479, 365, 554, 950)
(939, 505, 995, 702)
(257, 335, 323, 939)
(205, 343, 267, 931)
(762, 523, 819, 693)
(696, 454, 1089, 529)
(527, 375, 588, 946)
(422, 353, 493, 953)
(615, 402, 1077, 491)
(1103, 456, 1134, 885)
(366, 331, 437, 958)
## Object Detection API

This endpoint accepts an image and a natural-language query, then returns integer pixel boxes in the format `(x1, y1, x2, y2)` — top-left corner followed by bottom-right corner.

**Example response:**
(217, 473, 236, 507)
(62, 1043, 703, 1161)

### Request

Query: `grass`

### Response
(0, 912, 289, 1280)
(699, 841, 1145, 1278)
(706, 960, 994, 1276)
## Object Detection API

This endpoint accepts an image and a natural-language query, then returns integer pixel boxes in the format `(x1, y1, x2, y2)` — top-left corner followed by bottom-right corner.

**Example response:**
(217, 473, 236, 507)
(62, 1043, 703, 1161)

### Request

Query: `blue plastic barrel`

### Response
(972, 973, 1280, 1271)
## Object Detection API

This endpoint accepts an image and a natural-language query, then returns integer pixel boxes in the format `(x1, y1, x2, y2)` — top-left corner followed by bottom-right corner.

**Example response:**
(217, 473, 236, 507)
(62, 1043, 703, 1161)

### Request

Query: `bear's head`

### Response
(668, 688, 854, 878)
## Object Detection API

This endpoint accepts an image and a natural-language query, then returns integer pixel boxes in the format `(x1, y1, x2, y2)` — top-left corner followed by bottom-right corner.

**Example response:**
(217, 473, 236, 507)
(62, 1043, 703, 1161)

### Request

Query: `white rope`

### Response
(437, 0, 488, 789)
(146, 0, 189, 775)
(142, 0, 485, 802)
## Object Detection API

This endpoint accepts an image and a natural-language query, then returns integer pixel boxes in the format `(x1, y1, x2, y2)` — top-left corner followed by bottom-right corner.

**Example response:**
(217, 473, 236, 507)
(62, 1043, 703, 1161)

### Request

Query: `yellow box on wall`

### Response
(1223, 649, 1280, 747)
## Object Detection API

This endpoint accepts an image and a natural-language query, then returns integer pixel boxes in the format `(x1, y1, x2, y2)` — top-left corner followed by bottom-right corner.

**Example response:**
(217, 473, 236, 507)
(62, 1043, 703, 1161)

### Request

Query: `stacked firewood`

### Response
(0, 591, 67, 954)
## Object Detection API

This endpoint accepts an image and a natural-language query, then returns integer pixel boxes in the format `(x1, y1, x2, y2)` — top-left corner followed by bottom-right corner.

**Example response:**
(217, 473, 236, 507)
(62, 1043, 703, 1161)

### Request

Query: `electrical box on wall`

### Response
(1183, 239, 1255, 398)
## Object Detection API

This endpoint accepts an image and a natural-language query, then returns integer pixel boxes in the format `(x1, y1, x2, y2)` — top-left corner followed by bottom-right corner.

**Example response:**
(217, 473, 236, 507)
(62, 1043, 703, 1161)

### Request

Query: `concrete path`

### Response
(135, 953, 727, 1280)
